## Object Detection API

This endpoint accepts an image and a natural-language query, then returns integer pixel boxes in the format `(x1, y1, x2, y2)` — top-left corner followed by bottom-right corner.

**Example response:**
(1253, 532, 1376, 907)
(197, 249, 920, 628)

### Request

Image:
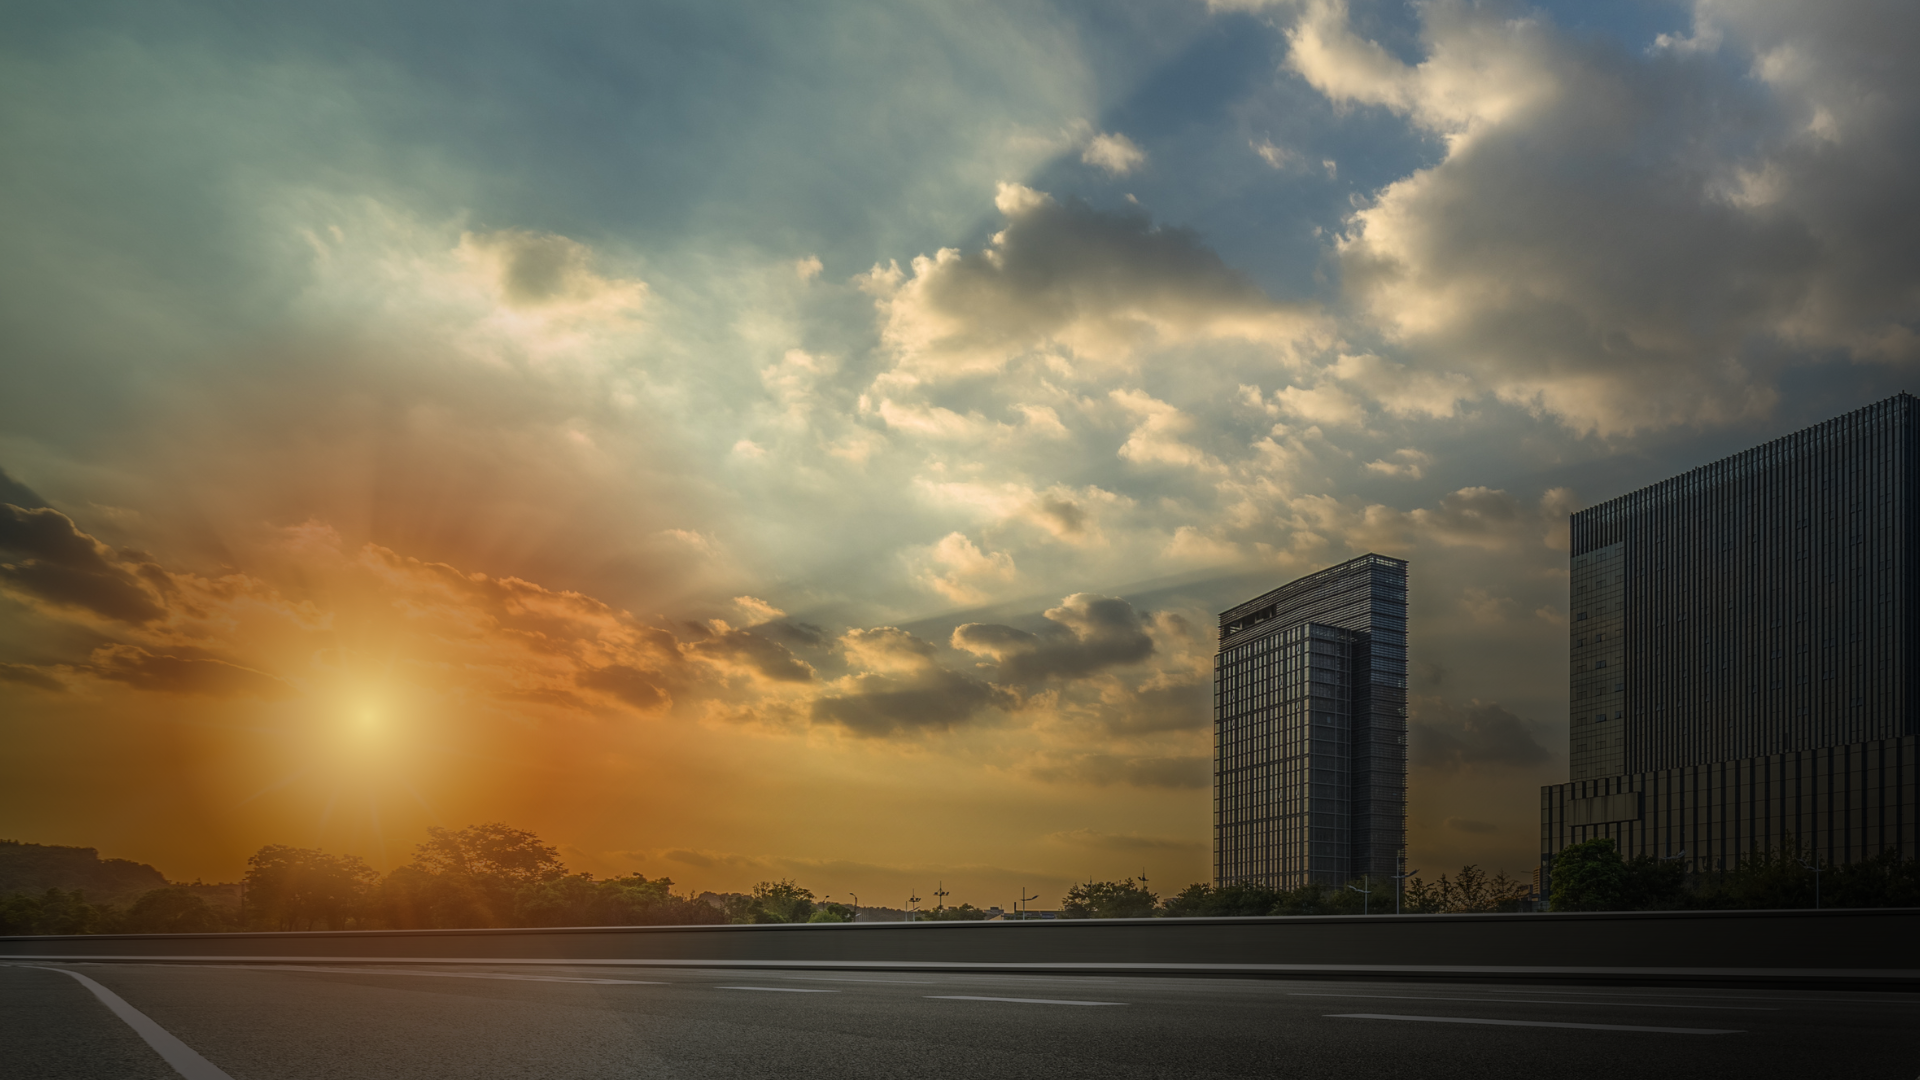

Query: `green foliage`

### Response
(807, 902, 857, 923)
(1160, 881, 1288, 917)
(918, 902, 990, 921)
(0, 840, 167, 904)
(1549, 839, 1627, 911)
(1402, 865, 1533, 914)
(244, 845, 380, 930)
(123, 886, 227, 934)
(0, 888, 110, 935)
(740, 880, 816, 923)
(515, 872, 724, 927)
(1061, 879, 1159, 919)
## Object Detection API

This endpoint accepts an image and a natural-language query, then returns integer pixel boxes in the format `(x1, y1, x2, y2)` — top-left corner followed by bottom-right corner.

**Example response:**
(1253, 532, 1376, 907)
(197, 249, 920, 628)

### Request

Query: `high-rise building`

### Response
(1543, 395, 1920, 877)
(1214, 553, 1408, 889)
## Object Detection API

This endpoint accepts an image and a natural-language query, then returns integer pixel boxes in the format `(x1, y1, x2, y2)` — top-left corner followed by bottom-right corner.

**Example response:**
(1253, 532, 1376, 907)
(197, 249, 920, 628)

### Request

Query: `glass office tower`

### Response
(1215, 554, 1408, 889)
(1544, 395, 1920, 875)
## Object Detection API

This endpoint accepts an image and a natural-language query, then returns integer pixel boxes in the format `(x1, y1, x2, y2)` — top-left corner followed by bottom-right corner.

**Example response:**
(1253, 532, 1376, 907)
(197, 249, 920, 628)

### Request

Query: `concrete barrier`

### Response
(4, 908, 1915, 989)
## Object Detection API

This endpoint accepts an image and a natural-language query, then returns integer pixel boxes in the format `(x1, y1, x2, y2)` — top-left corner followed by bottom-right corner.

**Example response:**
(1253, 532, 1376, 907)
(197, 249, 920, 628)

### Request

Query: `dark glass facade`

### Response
(1215, 554, 1408, 888)
(1544, 395, 1920, 869)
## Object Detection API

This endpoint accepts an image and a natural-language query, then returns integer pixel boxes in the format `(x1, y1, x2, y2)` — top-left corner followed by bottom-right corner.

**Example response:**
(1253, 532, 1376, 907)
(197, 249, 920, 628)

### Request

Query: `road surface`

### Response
(4, 961, 1915, 1078)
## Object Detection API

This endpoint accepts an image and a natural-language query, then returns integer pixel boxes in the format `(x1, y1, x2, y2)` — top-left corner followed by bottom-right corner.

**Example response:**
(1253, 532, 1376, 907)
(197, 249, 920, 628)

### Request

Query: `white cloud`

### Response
(1082, 131, 1147, 175)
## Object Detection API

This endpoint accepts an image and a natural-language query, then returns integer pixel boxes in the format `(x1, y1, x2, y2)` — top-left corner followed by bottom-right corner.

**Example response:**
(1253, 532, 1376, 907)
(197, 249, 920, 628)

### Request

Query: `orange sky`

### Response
(5, 0, 1914, 908)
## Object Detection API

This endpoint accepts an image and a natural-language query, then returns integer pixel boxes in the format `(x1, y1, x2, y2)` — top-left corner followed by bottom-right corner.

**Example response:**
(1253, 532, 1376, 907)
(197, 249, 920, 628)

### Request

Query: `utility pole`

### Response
(932, 881, 950, 914)
(1391, 866, 1418, 916)
(907, 891, 921, 922)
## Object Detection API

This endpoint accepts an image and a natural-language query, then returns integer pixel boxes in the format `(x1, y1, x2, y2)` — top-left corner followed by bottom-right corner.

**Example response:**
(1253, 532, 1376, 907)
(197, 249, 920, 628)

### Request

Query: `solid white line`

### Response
(31, 967, 236, 1079)
(929, 995, 1125, 1006)
(715, 986, 840, 993)
(1328, 1013, 1742, 1035)
(202, 964, 667, 985)
(1289, 992, 1776, 1011)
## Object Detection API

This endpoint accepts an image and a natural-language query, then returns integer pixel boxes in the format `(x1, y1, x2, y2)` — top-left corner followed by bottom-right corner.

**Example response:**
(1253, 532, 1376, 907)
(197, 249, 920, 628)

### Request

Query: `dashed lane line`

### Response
(929, 995, 1126, 1007)
(715, 986, 841, 993)
(1289, 992, 1777, 1011)
(23, 966, 236, 1079)
(1328, 1013, 1742, 1035)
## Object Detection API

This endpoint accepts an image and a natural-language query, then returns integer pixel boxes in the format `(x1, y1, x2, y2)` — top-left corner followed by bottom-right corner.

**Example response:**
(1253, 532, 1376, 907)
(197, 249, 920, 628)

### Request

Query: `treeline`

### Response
(0, 823, 874, 935)
(1549, 838, 1920, 911)
(1056, 865, 1533, 919)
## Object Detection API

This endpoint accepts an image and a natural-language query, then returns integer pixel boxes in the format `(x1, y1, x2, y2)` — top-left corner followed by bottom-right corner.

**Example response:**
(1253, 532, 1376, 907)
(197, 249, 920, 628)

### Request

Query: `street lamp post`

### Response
(1347, 875, 1372, 916)
(846, 892, 858, 922)
(1019, 888, 1039, 921)
(1391, 867, 1419, 915)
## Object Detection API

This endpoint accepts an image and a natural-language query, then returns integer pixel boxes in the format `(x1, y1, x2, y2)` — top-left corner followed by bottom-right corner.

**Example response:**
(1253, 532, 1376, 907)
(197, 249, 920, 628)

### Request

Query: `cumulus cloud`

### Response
(811, 627, 1017, 737)
(952, 593, 1154, 683)
(1276, 0, 1920, 434)
(1409, 697, 1552, 772)
(0, 505, 167, 624)
(914, 532, 1018, 604)
(1081, 131, 1147, 175)
(863, 183, 1320, 376)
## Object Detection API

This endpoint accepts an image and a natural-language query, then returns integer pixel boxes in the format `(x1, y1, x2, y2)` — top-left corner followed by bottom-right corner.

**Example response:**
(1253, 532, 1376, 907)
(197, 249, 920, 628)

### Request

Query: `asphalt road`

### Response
(4, 961, 1916, 1080)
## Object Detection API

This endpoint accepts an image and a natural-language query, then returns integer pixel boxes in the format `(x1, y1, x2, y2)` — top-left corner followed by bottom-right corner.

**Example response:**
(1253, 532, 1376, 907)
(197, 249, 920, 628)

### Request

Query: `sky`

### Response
(1, 0, 1915, 908)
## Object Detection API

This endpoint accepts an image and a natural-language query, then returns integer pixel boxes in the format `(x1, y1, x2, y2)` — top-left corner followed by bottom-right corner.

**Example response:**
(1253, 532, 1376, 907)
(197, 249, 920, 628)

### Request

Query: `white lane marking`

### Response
(1328, 1013, 1741, 1035)
(104, 962, 666, 985)
(716, 986, 840, 993)
(929, 995, 1125, 1006)
(30, 966, 236, 1079)
(252, 965, 666, 986)
(1289, 992, 1776, 1011)
(766, 975, 938, 985)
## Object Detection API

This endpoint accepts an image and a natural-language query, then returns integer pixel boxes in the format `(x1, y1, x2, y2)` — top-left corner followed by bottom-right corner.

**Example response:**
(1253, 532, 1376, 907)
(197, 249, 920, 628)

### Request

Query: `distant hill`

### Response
(0, 839, 168, 902)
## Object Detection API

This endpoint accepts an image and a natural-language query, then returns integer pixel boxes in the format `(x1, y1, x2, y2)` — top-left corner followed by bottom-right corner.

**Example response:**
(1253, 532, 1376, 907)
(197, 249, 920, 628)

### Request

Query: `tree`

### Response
(124, 886, 225, 934)
(243, 845, 378, 930)
(1061, 879, 1158, 919)
(1549, 839, 1627, 912)
(400, 823, 567, 928)
(737, 880, 815, 923)
(918, 902, 989, 921)
(0, 888, 108, 935)
(1161, 882, 1287, 917)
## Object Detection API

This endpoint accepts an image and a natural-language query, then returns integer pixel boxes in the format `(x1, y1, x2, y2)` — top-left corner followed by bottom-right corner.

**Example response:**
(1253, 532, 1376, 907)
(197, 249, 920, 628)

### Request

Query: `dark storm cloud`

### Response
(810, 666, 1016, 737)
(951, 593, 1154, 683)
(688, 628, 815, 683)
(88, 644, 293, 698)
(1409, 698, 1552, 772)
(0, 468, 49, 510)
(0, 505, 166, 624)
(0, 662, 65, 693)
(759, 621, 829, 650)
(576, 664, 672, 711)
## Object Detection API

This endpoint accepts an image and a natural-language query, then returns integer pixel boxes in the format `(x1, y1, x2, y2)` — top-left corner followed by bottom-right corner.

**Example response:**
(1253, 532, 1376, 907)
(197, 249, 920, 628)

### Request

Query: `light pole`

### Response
(1347, 875, 1372, 916)
(1392, 867, 1419, 915)
(1019, 888, 1039, 921)
(846, 892, 859, 922)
